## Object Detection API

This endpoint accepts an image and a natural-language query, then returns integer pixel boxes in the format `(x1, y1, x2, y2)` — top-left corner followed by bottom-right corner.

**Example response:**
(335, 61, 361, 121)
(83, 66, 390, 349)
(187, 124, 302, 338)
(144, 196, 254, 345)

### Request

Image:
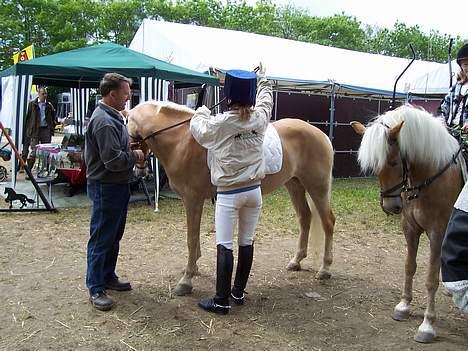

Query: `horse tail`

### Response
(27, 198, 35, 204)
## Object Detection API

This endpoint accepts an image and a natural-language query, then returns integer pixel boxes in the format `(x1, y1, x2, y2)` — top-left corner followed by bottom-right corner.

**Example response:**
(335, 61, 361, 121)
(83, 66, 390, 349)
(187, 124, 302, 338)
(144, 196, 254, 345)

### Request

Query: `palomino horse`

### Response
(351, 105, 463, 343)
(127, 101, 335, 296)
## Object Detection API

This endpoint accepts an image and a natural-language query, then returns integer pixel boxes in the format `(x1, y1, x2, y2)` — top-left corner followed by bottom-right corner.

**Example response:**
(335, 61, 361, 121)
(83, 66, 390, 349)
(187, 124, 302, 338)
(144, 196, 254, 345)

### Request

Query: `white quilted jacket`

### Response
(190, 78, 273, 191)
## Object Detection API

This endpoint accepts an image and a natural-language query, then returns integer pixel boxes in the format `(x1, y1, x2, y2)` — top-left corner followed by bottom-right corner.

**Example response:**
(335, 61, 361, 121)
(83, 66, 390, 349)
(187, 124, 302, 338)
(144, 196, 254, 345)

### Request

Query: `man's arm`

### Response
(94, 125, 137, 172)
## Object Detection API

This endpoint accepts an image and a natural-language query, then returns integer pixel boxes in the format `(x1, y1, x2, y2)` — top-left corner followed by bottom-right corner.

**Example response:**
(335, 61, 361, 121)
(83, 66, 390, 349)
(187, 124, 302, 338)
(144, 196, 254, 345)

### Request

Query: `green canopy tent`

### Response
(0, 42, 218, 88)
(0, 42, 219, 191)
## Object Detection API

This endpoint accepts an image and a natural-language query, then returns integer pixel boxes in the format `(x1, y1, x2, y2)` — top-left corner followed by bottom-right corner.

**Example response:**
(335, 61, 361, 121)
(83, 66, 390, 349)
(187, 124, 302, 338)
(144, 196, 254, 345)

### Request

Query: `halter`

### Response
(379, 143, 462, 215)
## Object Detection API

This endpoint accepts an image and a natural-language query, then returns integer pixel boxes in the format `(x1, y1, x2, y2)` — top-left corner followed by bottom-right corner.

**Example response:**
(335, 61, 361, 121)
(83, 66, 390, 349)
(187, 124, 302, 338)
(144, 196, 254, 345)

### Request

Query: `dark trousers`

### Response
(86, 180, 130, 295)
(441, 207, 468, 282)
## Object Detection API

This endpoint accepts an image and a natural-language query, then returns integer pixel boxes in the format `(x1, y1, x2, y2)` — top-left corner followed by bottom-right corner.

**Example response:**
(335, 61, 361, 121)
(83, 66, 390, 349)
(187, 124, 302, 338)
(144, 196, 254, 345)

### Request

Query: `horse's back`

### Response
(272, 118, 333, 167)
(261, 118, 333, 194)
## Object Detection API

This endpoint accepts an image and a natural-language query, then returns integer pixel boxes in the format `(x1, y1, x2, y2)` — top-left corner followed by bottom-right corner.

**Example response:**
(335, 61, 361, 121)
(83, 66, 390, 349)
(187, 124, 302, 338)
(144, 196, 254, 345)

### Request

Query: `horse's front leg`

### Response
(393, 224, 421, 321)
(174, 198, 203, 296)
(414, 232, 442, 343)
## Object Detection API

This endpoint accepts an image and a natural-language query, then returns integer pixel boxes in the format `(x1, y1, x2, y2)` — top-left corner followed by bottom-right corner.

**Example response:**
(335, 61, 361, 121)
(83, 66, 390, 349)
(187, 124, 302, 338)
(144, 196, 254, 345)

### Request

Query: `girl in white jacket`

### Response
(190, 63, 273, 314)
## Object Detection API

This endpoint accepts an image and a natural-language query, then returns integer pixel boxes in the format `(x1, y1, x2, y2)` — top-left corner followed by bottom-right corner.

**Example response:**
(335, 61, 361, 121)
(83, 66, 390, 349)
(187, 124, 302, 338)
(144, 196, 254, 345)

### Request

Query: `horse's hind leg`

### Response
(284, 179, 312, 271)
(306, 185, 335, 280)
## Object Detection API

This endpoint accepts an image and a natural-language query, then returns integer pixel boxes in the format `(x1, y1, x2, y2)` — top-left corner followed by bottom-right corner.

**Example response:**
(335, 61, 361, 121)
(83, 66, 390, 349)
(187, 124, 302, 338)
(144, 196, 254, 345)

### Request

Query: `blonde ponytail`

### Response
(238, 106, 254, 121)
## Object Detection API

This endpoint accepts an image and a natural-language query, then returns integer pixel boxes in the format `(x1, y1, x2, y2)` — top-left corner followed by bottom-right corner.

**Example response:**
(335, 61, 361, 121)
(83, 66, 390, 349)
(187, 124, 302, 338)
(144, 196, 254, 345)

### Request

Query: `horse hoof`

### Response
(315, 270, 331, 280)
(392, 308, 410, 321)
(414, 331, 435, 343)
(174, 283, 192, 296)
(286, 261, 301, 271)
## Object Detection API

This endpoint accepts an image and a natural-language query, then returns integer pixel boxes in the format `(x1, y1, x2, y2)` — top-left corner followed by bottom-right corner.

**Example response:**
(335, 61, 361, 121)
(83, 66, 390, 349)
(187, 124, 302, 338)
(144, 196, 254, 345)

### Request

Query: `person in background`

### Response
(190, 63, 273, 314)
(439, 43, 468, 132)
(85, 73, 144, 311)
(24, 87, 56, 171)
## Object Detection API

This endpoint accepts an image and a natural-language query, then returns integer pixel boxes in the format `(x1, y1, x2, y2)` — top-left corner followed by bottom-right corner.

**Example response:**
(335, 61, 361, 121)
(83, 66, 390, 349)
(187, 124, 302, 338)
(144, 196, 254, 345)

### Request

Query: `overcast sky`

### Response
(243, 0, 468, 39)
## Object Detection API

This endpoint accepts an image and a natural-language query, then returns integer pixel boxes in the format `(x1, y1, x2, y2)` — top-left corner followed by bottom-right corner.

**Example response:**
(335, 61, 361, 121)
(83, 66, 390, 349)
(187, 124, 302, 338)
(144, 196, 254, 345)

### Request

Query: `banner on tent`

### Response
(13, 45, 35, 64)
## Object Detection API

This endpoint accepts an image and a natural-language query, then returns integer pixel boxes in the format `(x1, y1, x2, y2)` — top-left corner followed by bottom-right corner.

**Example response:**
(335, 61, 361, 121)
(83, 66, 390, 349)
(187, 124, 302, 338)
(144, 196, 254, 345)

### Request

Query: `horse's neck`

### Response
(407, 160, 461, 188)
(150, 122, 199, 165)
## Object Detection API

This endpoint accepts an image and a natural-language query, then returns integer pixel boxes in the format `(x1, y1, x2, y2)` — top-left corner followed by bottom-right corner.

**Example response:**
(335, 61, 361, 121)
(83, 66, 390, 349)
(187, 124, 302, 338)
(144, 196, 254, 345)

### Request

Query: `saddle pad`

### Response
(205, 124, 283, 175)
(263, 124, 283, 174)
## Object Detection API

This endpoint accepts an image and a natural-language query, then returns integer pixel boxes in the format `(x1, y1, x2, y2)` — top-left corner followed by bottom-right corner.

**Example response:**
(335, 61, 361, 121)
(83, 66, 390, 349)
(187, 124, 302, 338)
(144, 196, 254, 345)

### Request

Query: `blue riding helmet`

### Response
(224, 70, 257, 107)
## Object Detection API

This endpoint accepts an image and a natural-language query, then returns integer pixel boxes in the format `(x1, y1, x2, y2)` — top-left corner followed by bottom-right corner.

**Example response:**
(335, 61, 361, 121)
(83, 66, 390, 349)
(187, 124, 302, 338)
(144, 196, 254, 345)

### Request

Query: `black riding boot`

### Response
(231, 244, 254, 305)
(198, 244, 233, 314)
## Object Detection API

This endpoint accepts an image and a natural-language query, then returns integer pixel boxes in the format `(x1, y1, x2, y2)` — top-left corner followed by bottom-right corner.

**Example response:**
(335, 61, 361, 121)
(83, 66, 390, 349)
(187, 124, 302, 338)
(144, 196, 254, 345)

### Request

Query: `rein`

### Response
(139, 118, 192, 143)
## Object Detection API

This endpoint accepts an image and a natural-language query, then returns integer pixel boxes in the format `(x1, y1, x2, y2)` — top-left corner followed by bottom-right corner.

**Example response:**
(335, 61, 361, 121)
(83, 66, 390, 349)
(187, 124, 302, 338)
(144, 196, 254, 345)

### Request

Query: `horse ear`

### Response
(388, 121, 404, 143)
(350, 121, 366, 135)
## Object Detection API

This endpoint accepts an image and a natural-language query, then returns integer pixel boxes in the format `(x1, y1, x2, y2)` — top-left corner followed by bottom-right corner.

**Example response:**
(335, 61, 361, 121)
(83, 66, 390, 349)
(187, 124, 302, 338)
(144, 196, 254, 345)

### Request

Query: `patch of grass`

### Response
(105, 177, 400, 238)
(258, 177, 400, 239)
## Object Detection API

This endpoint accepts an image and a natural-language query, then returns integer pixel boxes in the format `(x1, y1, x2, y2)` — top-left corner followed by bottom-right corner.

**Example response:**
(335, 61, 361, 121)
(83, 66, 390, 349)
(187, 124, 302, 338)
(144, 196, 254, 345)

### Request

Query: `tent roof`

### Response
(130, 20, 443, 98)
(408, 59, 456, 96)
(0, 42, 218, 88)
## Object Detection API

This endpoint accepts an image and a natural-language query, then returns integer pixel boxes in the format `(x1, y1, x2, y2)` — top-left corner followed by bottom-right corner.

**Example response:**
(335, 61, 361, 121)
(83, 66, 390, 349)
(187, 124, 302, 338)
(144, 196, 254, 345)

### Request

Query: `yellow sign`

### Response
(13, 44, 35, 64)
(13, 45, 37, 94)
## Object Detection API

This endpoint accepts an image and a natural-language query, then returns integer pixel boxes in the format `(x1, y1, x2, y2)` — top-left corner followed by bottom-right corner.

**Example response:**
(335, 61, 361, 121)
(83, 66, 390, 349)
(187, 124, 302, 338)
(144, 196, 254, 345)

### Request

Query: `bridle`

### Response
(379, 138, 462, 215)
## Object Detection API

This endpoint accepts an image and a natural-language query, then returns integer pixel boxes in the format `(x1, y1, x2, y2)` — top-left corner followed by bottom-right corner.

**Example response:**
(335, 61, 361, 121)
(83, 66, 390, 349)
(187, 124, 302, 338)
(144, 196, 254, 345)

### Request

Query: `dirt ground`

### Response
(0, 197, 467, 351)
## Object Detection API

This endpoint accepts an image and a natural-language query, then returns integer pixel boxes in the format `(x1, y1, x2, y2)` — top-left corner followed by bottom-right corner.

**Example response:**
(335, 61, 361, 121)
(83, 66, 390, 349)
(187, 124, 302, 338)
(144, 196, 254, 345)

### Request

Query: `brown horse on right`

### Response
(352, 105, 464, 343)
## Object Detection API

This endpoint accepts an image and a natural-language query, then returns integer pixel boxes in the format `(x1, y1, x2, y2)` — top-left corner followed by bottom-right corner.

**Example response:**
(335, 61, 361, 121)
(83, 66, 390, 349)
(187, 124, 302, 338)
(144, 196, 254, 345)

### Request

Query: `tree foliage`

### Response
(0, 0, 466, 71)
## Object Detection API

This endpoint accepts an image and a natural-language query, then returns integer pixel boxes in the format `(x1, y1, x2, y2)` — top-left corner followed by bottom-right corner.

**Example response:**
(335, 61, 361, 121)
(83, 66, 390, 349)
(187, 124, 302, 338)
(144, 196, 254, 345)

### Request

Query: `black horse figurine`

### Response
(4, 187, 35, 209)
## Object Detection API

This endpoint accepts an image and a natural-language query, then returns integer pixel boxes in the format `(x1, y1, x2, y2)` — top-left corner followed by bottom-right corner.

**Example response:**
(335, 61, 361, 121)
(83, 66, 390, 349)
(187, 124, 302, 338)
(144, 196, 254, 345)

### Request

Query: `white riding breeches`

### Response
(215, 186, 262, 250)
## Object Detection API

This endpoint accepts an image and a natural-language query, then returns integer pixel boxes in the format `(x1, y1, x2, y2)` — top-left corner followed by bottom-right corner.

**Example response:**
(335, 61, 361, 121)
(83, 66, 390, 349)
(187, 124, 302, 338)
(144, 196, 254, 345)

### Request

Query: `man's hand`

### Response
(134, 149, 145, 163)
(256, 62, 266, 80)
(462, 123, 468, 133)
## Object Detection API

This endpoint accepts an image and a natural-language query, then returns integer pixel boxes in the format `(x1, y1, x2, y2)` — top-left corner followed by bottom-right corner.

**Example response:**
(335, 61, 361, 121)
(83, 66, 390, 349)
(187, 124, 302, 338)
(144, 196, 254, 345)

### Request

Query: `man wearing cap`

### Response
(439, 43, 468, 130)
(190, 63, 273, 314)
(440, 43, 468, 314)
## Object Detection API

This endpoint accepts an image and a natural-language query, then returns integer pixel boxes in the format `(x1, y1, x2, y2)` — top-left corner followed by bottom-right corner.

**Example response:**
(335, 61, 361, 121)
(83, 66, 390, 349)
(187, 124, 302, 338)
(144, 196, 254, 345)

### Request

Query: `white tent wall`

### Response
(130, 19, 443, 96)
(408, 59, 457, 96)
(0, 75, 32, 186)
(71, 88, 90, 135)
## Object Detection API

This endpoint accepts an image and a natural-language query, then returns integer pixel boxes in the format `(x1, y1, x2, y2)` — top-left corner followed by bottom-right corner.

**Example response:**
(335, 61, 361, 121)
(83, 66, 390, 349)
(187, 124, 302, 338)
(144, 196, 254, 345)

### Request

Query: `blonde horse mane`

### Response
(358, 104, 459, 174)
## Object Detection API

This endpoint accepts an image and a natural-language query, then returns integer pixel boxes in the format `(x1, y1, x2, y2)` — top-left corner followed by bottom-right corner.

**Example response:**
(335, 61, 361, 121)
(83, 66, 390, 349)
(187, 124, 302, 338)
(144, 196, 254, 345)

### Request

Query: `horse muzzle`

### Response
(380, 196, 402, 215)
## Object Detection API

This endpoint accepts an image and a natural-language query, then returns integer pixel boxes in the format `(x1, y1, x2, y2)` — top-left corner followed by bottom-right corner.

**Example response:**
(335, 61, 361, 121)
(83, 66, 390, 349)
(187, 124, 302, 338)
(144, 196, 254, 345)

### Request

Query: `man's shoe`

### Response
(198, 298, 230, 315)
(89, 291, 113, 311)
(105, 278, 132, 291)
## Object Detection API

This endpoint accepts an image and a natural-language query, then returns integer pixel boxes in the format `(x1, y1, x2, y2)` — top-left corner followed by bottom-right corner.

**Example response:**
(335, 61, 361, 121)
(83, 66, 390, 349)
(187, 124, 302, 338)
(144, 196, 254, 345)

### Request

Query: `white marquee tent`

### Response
(130, 19, 443, 97)
(408, 59, 457, 96)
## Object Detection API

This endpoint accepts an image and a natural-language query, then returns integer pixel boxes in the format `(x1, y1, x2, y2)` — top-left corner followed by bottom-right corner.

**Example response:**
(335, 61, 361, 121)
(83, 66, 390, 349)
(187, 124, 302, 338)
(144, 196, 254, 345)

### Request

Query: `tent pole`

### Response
(328, 83, 336, 141)
(274, 89, 278, 121)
